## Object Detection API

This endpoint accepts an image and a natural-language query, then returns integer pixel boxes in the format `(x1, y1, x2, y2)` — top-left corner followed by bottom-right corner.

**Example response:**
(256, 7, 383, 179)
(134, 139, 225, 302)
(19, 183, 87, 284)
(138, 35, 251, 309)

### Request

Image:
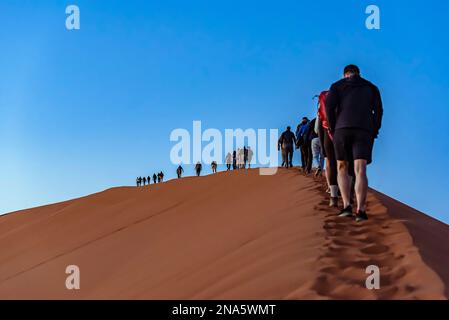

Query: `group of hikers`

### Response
(278, 65, 383, 222)
(137, 146, 254, 185)
(134, 65, 382, 223)
(136, 172, 164, 186)
(175, 162, 216, 178)
(175, 146, 253, 179)
(225, 147, 254, 170)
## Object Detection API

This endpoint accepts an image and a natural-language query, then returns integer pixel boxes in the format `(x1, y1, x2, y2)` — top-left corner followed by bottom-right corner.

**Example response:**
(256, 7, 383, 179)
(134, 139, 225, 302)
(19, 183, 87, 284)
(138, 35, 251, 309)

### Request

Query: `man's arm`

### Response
(325, 83, 339, 134)
(372, 85, 383, 138)
(278, 133, 284, 150)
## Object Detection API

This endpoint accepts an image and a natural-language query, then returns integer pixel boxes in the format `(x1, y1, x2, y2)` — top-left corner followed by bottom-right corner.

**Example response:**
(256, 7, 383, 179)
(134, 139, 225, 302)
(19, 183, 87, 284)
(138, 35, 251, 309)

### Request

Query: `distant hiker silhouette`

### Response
(142, 176, 147, 186)
(153, 173, 157, 184)
(136, 177, 140, 187)
(176, 165, 184, 178)
(237, 148, 244, 169)
(195, 162, 202, 176)
(159, 171, 164, 182)
(211, 161, 218, 173)
(147, 176, 151, 185)
(247, 147, 254, 168)
(278, 126, 296, 168)
(225, 152, 232, 171)
(243, 147, 248, 168)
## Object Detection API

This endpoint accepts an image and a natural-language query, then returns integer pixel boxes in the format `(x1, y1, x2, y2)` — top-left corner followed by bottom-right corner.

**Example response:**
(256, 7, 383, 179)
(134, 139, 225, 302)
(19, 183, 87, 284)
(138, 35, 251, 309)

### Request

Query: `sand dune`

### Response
(0, 168, 447, 299)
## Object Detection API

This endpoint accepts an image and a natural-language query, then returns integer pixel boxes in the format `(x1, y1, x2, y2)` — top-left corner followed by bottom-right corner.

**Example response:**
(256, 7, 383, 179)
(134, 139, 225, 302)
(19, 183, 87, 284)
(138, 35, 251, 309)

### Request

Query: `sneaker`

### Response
(329, 197, 338, 208)
(338, 205, 353, 217)
(355, 211, 369, 222)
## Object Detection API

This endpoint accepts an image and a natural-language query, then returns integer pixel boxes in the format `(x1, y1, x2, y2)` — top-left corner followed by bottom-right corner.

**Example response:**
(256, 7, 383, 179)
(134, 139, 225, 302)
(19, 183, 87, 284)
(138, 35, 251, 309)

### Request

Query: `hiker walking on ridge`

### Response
(278, 126, 296, 168)
(326, 64, 383, 222)
(238, 148, 245, 169)
(147, 176, 151, 185)
(211, 161, 218, 173)
(247, 147, 254, 169)
(318, 90, 339, 207)
(310, 116, 324, 176)
(296, 117, 312, 173)
(225, 152, 232, 171)
(136, 177, 140, 187)
(153, 173, 157, 184)
(232, 150, 237, 170)
(142, 176, 147, 186)
(304, 117, 321, 175)
(243, 147, 248, 169)
(195, 162, 202, 176)
(159, 171, 164, 182)
(176, 165, 184, 179)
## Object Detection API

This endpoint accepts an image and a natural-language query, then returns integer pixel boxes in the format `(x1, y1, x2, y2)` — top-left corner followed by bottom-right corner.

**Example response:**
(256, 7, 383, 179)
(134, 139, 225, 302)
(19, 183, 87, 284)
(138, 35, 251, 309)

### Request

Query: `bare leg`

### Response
(325, 158, 331, 188)
(337, 160, 351, 208)
(354, 159, 368, 212)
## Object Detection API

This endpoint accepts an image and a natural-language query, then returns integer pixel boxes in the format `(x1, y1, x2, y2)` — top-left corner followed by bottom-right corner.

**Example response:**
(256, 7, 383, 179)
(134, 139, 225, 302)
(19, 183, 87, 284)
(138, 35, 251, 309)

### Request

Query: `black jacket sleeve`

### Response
(372, 85, 383, 137)
(325, 83, 339, 133)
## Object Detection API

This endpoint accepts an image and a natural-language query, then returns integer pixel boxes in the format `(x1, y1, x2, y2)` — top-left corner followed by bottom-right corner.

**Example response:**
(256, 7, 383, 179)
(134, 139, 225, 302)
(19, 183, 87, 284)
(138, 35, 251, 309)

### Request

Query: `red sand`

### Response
(0, 168, 447, 299)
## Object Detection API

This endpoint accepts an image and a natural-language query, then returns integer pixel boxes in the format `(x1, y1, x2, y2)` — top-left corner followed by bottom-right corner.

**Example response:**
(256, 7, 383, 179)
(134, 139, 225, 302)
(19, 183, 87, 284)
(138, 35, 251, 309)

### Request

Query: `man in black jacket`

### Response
(278, 126, 297, 168)
(325, 65, 383, 222)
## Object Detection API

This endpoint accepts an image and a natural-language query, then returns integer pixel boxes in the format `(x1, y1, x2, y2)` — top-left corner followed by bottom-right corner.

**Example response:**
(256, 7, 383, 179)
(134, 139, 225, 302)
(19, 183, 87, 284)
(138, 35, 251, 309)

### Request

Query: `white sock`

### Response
(330, 185, 339, 198)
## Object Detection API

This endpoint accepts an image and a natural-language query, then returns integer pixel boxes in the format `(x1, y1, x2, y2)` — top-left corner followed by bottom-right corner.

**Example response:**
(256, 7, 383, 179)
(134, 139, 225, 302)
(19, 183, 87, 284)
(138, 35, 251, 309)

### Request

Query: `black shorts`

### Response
(333, 128, 374, 164)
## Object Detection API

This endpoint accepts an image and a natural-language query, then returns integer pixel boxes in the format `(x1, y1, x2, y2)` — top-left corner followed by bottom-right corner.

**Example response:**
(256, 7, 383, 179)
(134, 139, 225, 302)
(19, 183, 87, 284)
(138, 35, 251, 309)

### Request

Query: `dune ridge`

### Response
(0, 168, 447, 299)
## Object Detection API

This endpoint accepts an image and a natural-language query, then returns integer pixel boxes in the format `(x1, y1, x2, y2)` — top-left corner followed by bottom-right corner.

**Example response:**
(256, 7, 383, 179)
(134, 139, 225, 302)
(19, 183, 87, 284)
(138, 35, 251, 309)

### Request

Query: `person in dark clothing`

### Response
(296, 117, 311, 172)
(211, 161, 218, 173)
(136, 177, 140, 187)
(176, 165, 184, 178)
(232, 150, 237, 170)
(195, 162, 202, 176)
(153, 173, 157, 184)
(325, 65, 383, 222)
(157, 173, 161, 183)
(302, 118, 317, 174)
(142, 176, 147, 186)
(159, 171, 164, 182)
(278, 126, 297, 168)
(147, 176, 151, 185)
(243, 147, 248, 168)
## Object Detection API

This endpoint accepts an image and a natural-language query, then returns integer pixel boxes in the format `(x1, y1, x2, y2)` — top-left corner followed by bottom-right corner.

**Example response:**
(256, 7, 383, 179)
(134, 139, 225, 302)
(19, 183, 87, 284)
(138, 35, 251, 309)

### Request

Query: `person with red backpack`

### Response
(317, 91, 339, 207)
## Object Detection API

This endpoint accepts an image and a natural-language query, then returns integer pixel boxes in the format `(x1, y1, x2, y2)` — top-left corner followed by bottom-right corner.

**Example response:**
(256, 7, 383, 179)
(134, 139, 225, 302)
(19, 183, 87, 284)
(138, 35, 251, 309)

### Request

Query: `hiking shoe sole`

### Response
(355, 215, 369, 222)
(338, 211, 354, 218)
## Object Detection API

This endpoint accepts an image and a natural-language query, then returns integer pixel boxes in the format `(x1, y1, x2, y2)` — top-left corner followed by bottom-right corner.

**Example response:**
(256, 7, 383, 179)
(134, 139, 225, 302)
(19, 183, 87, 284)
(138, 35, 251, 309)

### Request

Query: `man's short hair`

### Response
(287, 126, 291, 130)
(343, 64, 360, 76)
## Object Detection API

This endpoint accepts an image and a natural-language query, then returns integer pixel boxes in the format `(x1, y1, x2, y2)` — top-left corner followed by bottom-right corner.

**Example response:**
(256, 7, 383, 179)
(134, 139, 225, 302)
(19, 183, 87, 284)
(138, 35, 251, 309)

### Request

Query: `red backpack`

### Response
(317, 91, 329, 130)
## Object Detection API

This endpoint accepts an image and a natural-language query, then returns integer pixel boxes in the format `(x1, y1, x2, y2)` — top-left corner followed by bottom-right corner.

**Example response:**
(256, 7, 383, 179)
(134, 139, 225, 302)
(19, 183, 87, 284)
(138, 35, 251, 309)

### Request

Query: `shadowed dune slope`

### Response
(0, 168, 447, 299)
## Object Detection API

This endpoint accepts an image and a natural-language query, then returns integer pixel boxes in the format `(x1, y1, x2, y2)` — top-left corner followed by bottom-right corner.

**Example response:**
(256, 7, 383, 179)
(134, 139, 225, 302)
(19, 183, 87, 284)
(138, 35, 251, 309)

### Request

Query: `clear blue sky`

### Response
(1, 0, 448, 223)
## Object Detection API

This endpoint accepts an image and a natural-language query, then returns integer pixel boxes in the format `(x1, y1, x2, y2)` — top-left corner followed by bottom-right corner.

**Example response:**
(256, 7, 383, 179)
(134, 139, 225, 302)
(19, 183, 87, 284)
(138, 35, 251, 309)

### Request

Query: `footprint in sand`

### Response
(360, 244, 389, 255)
